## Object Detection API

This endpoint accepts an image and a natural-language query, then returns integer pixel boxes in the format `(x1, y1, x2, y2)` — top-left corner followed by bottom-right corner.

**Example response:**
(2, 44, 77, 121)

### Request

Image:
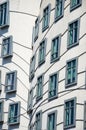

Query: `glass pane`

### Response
(56, 0, 62, 17)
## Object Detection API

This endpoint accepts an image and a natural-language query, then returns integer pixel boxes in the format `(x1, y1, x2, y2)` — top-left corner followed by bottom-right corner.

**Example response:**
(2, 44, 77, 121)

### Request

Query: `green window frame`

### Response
(0, 101, 4, 123)
(42, 4, 51, 32)
(55, 0, 64, 21)
(64, 98, 76, 129)
(48, 72, 58, 100)
(51, 35, 61, 62)
(0, 1, 9, 28)
(8, 102, 20, 125)
(70, 0, 81, 11)
(36, 111, 42, 130)
(47, 111, 57, 130)
(66, 58, 77, 87)
(38, 39, 46, 66)
(68, 19, 80, 48)
(5, 71, 17, 93)
(36, 75, 43, 101)
(2, 36, 13, 58)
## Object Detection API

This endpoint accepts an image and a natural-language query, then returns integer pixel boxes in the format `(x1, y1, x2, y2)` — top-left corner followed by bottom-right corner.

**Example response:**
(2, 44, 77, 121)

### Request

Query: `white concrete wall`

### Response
(30, 0, 86, 130)
(0, 0, 40, 130)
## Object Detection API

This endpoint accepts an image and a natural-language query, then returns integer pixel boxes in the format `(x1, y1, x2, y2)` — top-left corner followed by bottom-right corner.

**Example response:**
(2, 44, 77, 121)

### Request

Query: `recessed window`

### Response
(68, 19, 80, 48)
(66, 58, 77, 87)
(36, 111, 42, 130)
(47, 111, 57, 130)
(55, 0, 64, 21)
(38, 39, 46, 66)
(36, 75, 43, 101)
(0, 2, 9, 28)
(8, 102, 20, 125)
(51, 35, 61, 62)
(28, 89, 33, 113)
(5, 71, 17, 93)
(0, 101, 4, 123)
(48, 73, 58, 100)
(29, 55, 35, 82)
(42, 4, 51, 32)
(64, 98, 76, 129)
(70, 0, 81, 11)
(2, 36, 13, 58)
(34, 17, 39, 42)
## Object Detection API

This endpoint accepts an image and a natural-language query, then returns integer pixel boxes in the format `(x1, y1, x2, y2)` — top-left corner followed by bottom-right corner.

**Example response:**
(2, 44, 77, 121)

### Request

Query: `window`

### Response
(47, 111, 57, 130)
(2, 36, 13, 58)
(55, 0, 64, 21)
(38, 39, 46, 66)
(36, 75, 43, 101)
(0, 71, 1, 90)
(51, 35, 61, 62)
(36, 111, 42, 130)
(68, 19, 80, 48)
(66, 58, 77, 87)
(28, 89, 33, 113)
(64, 98, 76, 129)
(84, 102, 86, 130)
(42, 4, 51, 32)
(70, 0, 81, 11)
(0, 2, 9, 28)
(29, 55, 35, 82)
(8, 102, 20, 125)
(48, 73, 58, 100)
(5, 71, 17, 93)
(0, 101, 4, 123)
(34, 17, 39, 42)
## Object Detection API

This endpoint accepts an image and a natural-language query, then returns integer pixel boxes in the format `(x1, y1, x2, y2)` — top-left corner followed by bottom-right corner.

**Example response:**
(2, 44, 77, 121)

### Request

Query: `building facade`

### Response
(28, 0, 86, 130)
(0, 0, 40, 130)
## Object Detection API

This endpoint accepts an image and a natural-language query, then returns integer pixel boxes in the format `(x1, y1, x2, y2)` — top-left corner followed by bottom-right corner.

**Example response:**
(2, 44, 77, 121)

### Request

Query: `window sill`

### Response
(27, 108, 33, 114)
(67, 42, 79, 49)
(70, 3, 81, 12)
(64, 123, 75, 129)
(36, 96, 43, 102)
(48, 95, 58, 101)
(54, 15, 63, 23)
(29, 73, 34, 82)
(50, 57, 60, 64)
(0, 24, 9, 29)
(2, 54, 13, 59)
(8, 121, 20, 126)
(38, 60, 45, 67)
(34, 35, 38, 42)
(65, 82, 77, 88)
(6, 89, 16, 93)
(42, 25, 49, 33)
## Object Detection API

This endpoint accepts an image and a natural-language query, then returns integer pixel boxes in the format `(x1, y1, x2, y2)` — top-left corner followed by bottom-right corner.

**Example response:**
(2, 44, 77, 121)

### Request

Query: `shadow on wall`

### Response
(0, 27, 9, 36)
(8, 124, 20, 130)
(2, 57, 12, 65)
